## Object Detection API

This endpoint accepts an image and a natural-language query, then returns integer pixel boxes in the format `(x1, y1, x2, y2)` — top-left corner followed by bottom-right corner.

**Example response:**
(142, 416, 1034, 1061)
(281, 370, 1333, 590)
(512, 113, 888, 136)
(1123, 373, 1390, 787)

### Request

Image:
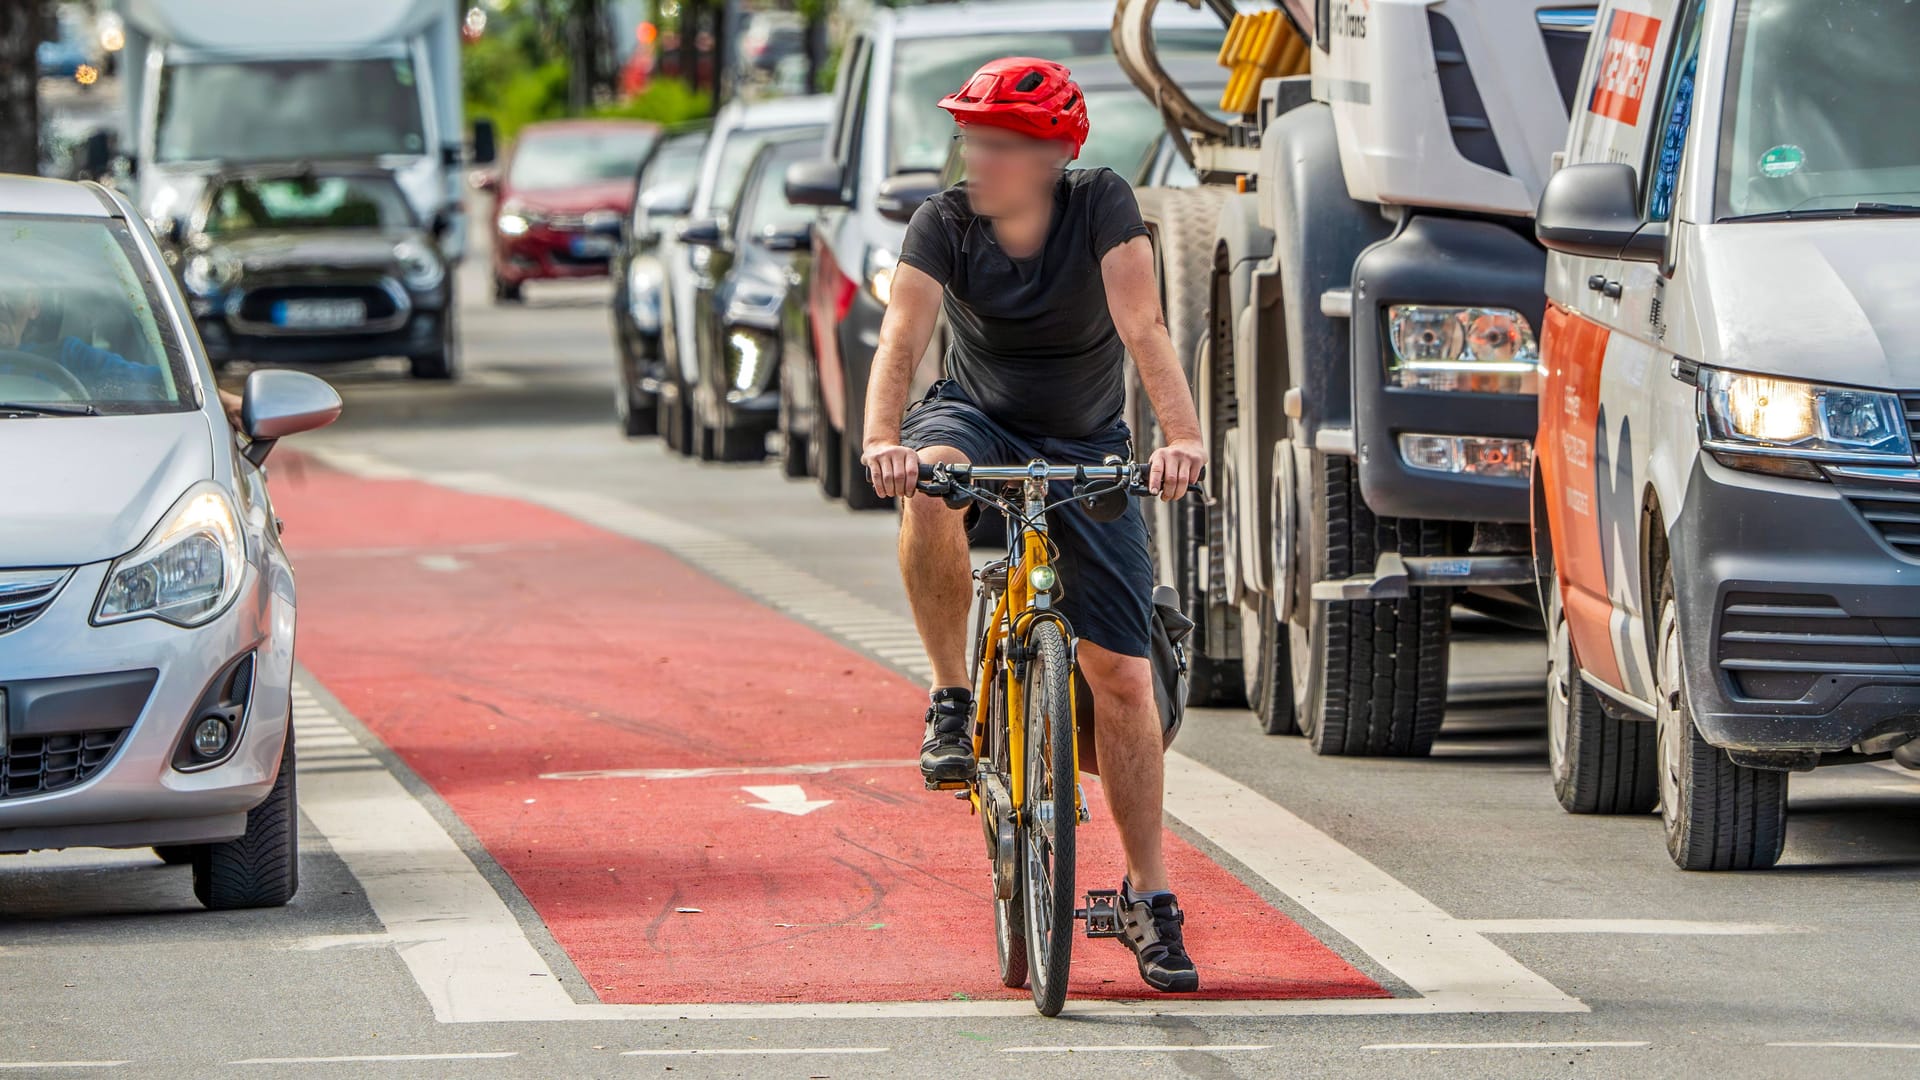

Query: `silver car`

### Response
(0, 175, 339, 909)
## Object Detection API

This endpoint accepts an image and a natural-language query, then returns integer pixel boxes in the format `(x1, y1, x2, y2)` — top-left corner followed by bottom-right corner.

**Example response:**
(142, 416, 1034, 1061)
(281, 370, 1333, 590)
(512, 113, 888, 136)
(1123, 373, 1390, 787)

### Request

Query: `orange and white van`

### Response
(1533, 0, 1920, 869)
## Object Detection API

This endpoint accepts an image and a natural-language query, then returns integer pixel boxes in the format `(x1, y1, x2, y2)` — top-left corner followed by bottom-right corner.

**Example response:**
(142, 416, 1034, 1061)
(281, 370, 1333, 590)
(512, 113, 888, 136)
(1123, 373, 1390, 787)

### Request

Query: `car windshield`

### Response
(0, 216, 189, 414)
(1719, 0, 1920, 219)
(703, 124, 814, 216)
(510, 129, 660, 190)
(204, 175, 416, 235)
(157, 58, 426, 163)
(641, 131, 709, 193)
(889, 29, 1225, 174)
(741, 139, 820, 237)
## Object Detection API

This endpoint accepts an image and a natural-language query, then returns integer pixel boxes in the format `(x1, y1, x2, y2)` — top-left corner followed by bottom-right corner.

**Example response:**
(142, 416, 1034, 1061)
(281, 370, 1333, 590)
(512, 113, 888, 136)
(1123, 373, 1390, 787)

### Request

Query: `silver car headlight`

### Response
(182, 249, 240, 296)
(725, 327, 776, 399)
(1386, 305, 1539, 394)
(1700, 367, 1910, 475)
(627, 261, 662, 332)
(395, 238, 446, 291)
(94, 482, 245, 628)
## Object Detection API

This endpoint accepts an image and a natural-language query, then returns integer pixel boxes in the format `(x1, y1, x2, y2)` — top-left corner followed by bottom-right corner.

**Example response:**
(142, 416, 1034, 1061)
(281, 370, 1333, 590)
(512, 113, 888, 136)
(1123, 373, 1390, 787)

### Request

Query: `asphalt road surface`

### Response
(5, 255, 1920, 1080)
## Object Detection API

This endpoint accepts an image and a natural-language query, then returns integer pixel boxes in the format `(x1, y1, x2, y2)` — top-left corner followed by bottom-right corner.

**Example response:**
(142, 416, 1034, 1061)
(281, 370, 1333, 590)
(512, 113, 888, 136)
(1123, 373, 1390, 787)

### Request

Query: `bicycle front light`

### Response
(94, 481, 245, 627)
(1699, 367, 1910, 477)
(1028, 566, 1057, 592)
(1386, 305, 1539, 394)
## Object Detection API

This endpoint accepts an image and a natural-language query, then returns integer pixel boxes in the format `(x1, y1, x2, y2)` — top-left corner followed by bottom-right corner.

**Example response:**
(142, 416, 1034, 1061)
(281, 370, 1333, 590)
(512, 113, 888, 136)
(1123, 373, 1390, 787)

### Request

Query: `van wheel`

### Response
(1547, 576, 1657, 814)
(1656, 572, 1787, 870)
(777, 373, 810, 478)
(1290, 452, 1449, 756)
(192, 733, 299, 910)
(840, 367, 890, 511)
(1242, 591, 1296, 734)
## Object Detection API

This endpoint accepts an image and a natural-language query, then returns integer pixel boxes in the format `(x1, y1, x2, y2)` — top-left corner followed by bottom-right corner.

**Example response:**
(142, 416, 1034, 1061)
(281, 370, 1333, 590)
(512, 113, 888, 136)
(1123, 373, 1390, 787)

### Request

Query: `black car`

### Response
(611, 125, 710, 435)
(676, 130, 820, 462)
(176, 165, 458, 379)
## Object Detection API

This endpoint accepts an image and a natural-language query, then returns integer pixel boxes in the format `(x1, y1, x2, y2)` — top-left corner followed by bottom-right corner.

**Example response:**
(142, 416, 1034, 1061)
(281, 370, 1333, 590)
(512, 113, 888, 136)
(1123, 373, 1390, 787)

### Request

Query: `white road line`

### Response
(1769, 1042, 1920, 1050)
(0, 1064, 128, 1071)
(1363, 1042, 1649, 1051)
(293, 447, 1585, 1021)
(1000, 1045, 1272, 1054)
(541, 760, 916, 781)
(229, 1052, 519, 1064)
(1461, 919, 1805, 935)
(1162, 751, 1582, 1014)
(621, 1048, 891, 1057)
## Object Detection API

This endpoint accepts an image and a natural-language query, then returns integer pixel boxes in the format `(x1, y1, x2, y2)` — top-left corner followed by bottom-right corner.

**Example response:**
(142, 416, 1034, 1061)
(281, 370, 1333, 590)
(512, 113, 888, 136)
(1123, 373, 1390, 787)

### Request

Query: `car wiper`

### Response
(0, 401, 99, 417)
(1850, 202, 1920, 216)
(1724, 201, 1920, 223)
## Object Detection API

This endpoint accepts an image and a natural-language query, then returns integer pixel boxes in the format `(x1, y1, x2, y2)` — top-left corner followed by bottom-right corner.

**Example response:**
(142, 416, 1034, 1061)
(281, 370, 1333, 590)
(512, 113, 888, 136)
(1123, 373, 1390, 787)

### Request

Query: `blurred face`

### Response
(0, 287, 40, 349)
(956, 124, 1069, 217)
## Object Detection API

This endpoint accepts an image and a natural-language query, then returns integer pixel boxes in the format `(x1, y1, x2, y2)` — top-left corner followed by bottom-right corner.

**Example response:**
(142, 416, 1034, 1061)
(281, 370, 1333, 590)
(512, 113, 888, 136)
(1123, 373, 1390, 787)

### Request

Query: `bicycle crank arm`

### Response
(1077, 889, 1125, 938)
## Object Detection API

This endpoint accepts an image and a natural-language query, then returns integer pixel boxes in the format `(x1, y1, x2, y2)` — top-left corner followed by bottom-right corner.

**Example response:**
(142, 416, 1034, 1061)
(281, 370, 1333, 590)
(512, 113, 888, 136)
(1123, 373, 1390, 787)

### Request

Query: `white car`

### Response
(0, 175, 339, 906)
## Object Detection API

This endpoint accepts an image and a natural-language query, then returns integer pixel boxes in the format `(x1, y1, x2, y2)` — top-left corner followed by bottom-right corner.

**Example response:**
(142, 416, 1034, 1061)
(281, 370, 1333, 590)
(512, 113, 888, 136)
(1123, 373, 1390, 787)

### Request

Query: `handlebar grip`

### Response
(917, 463, 937, 481)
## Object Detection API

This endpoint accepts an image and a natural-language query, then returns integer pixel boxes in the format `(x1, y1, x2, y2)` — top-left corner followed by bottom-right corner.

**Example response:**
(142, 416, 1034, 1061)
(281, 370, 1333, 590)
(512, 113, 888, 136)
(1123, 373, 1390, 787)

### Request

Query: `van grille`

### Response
(1833, 466, 1920, 561)
(2, 728, 128, 799)
(1717, 590, 1920, 701)
(0, 569, 71, 635)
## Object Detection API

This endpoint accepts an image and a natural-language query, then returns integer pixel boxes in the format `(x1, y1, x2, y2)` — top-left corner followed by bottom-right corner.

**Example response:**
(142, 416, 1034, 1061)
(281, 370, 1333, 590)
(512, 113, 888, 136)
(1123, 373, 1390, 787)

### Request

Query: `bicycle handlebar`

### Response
(914, 460, 1205, 495)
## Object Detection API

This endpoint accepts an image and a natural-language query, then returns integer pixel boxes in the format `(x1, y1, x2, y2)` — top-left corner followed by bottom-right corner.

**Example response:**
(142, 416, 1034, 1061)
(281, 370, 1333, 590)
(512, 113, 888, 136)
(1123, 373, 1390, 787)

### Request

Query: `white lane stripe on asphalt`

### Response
(0, 1064, 128, 1071)
(1000, 1045, 1272, 1054)
(294, 447, 1585, 1021)
(622, 1048, 891, 1057)
(1363, 1042, 1650, 1050)
(230, 1053, 519, 1064)
(1769, 1042, 1920, 1050)
(1462, 918, 1804, 935)
(541, 760, 916, 781)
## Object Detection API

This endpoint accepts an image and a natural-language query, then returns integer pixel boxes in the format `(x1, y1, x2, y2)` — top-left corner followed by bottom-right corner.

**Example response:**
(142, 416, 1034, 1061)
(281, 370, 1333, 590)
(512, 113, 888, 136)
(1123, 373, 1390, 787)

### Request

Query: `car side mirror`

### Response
(759, 223, 812, 252)
(240, 369, 342, 466)
(875, 171, 942, 224)
(1536, 162, 1668, 263)
(471, 118, 498, 166)
(677, 216, 726, 248)
(784, 158, 847, 208)
(469, 168, 499, 194)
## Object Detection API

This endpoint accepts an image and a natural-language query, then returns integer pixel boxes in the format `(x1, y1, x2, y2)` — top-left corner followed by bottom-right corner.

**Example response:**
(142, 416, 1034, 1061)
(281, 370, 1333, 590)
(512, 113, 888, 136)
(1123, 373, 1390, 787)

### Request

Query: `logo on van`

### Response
(1588, 11, 1661, 125)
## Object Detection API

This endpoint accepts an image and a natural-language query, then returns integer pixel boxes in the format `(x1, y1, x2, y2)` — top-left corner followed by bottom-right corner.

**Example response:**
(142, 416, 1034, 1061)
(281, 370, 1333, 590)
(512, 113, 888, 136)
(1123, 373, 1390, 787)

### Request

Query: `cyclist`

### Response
(861, 57, 1207, 994)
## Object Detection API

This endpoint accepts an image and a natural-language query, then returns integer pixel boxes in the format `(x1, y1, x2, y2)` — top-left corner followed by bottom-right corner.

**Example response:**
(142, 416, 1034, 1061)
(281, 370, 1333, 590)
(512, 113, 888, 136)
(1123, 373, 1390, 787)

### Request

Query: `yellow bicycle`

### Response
(915, 456, 1194, 1016)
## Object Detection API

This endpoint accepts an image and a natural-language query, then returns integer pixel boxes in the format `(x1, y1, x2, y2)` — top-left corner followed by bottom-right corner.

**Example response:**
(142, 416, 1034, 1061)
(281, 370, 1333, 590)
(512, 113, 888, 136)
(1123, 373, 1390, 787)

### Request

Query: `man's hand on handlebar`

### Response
(1149, 438, 1207, 503)
(862, 441, 922, 499)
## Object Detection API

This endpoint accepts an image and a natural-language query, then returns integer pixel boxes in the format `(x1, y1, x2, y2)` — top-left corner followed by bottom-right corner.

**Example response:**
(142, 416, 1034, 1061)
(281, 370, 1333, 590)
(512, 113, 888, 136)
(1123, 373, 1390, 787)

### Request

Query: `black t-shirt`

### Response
(898, 167, 1149, 439)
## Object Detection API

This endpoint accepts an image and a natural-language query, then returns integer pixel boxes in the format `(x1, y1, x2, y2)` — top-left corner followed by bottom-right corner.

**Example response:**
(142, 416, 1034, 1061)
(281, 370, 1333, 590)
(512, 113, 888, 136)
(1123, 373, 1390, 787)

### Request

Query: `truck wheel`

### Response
(192, 732, 299, 910)
(1547, 576, 1657, 814)
(1242, 591, 1296, 734)
(1655, 572, 1787, 870)
(1290, 452, 1449, 756)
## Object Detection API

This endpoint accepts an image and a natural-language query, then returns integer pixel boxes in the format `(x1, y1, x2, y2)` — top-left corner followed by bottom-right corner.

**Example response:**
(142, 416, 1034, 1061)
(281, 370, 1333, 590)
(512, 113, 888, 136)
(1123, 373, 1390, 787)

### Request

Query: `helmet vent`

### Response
(1015, 70, 1045, 93)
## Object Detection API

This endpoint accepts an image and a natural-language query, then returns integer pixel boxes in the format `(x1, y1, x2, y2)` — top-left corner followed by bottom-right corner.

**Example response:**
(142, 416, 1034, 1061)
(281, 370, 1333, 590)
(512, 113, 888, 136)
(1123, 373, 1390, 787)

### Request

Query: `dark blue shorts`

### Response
(901, 380, 1153, 659)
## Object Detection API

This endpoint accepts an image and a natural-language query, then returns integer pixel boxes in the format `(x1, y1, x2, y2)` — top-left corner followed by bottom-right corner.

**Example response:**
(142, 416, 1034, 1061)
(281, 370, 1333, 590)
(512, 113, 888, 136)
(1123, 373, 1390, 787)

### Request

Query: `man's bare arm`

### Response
(860, 262, 944, 498)
(1101, 235, 1206, 500)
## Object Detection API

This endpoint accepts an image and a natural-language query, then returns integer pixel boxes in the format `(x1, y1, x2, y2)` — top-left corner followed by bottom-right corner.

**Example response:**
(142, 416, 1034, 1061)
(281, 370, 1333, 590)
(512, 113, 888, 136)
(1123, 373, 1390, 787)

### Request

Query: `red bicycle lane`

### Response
(271, 452, 1386, 1004)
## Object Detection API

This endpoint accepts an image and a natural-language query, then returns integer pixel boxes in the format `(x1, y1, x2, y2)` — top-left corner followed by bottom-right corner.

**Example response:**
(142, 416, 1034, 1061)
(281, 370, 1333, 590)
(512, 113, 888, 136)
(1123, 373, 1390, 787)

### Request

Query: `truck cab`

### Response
(1534, 0, 1920, 868)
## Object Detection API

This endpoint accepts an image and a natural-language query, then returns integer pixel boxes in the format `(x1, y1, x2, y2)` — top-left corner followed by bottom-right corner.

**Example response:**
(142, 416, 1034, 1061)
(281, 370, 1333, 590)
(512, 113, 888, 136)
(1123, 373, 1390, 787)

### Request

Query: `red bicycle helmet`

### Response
(938, 57, 1090, 159)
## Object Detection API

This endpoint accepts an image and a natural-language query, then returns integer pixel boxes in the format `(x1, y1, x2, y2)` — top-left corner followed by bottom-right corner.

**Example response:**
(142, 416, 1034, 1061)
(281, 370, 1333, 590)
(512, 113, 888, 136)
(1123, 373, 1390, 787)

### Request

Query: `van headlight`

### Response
(1700, 368, 1911, 473)
(395, 238, 445, 291)
(867, 248, 898, 306)
(182, 249, 240, 296)
(94, 483, 245, 627)
(1386, 305, 1539, 394)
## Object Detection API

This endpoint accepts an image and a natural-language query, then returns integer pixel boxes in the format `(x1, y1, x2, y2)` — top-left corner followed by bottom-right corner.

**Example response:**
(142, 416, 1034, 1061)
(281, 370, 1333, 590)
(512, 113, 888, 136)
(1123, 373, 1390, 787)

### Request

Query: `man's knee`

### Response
(901, 445, 971, 526)
(1080, 645, 1155, 717)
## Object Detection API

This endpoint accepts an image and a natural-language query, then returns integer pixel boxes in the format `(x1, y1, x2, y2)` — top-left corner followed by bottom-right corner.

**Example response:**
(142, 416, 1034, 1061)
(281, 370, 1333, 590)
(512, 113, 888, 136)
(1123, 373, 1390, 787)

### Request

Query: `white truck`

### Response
(109, 0, 482, 262)
(1115, 0, 1595, 753)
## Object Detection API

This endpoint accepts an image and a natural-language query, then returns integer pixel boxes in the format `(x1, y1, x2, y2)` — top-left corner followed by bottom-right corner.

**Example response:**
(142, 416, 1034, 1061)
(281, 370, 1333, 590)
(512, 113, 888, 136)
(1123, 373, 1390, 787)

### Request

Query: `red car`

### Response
(480, 119, 661, 301)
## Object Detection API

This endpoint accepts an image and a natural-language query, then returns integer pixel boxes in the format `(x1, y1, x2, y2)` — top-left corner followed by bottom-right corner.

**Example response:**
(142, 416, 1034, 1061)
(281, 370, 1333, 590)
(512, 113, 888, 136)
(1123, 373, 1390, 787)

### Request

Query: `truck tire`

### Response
(1547, 576, 1657, 814)
(192, 732, 299, 910)
(1655, 571, 1787, 870)
(1290, 452, 1450, 756)
(1134, 187, 1240, 707)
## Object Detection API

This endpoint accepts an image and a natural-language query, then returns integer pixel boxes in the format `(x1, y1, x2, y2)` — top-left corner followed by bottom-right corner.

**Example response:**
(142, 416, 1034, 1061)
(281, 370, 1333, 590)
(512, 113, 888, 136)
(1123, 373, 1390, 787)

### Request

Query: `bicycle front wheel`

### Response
(1020, 619, 1077, 1017)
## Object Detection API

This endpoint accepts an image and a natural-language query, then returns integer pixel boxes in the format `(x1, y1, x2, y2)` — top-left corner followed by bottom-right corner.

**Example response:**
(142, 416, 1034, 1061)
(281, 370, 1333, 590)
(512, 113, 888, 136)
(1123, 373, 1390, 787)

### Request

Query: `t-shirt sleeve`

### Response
(897, 198, 954, 285)
(1088, 169, 1150, 261)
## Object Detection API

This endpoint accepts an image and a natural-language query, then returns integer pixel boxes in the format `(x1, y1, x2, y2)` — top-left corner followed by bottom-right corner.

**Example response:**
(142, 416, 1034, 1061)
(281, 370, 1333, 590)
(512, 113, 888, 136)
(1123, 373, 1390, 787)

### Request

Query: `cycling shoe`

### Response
(920, 688, 974, 785)
(1117, 878, 1199, 993)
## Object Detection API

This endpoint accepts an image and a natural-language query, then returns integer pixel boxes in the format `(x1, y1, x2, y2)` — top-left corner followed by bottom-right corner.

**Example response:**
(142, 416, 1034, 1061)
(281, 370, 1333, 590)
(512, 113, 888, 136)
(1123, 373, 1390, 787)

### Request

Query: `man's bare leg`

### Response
(1077, 642, 1169, 891)
(898, 445, 974, 689)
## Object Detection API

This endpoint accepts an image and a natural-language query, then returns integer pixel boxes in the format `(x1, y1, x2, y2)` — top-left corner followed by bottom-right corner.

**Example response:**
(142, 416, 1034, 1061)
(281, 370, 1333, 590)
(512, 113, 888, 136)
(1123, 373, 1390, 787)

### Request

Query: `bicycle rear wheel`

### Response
(1020, 619, 1076, 1016)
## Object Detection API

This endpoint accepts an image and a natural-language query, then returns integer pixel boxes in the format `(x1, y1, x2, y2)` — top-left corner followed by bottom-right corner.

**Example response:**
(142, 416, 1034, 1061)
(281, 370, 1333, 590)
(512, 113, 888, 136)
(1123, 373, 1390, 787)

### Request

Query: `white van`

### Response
(1532, 0, 1920, 870)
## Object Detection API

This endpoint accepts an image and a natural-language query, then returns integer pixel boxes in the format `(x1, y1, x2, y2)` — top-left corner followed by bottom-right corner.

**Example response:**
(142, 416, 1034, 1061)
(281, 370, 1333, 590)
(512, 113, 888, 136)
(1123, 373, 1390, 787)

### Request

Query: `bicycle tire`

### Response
(977, 600, 1029, 990)
(1020, 620, 1076, 1016)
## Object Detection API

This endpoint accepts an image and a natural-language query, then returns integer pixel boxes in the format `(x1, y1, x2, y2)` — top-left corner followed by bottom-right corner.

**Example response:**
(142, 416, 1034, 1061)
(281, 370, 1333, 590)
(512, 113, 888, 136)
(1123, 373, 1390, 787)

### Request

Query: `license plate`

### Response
(570, 234, 615, 258)
(274, 298, 366, 329)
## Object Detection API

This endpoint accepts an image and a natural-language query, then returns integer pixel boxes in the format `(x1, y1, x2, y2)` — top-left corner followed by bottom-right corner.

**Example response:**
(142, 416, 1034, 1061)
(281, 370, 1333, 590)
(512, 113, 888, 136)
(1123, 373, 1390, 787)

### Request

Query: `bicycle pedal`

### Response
(925, 779, 971, 792)
(1078, 889, 1124, 938)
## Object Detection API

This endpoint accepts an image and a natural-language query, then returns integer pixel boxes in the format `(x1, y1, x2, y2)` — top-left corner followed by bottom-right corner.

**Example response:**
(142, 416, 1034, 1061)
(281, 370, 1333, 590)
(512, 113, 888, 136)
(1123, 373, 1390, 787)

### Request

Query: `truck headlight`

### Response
(182, 249, 239, 296)
(94, 482, 245, 628)
(395, 238, 446, 291)
(1386, 305, 1539, 394)
(1700, 368, 1910, 475)
(867, 248, 897, 306)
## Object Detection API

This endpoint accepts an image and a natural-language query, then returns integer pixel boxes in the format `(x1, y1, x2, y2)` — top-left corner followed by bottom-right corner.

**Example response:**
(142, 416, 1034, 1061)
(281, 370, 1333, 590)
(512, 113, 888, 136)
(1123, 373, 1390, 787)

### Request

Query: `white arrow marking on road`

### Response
(741, 784, 833, 816)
